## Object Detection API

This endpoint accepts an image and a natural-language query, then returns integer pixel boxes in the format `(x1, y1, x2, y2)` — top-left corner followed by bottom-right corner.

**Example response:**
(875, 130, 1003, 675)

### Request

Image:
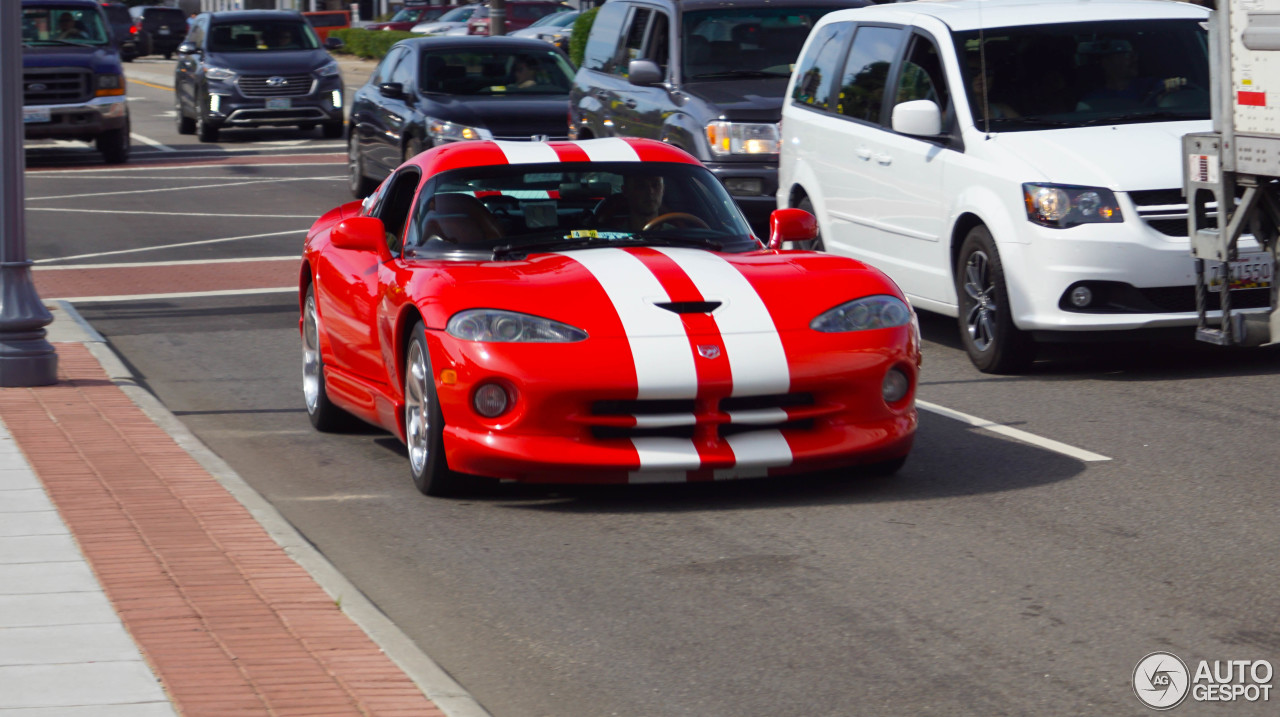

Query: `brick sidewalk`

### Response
(0, 343, 446, 717)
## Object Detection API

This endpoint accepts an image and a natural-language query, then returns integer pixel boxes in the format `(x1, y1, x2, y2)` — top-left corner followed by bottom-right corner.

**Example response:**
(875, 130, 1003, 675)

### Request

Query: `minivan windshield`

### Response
(955, 19, 1209, 131)
(208, 21, 319, 52)
(22, 6, 110, 46)
(682, 7, 834, 80)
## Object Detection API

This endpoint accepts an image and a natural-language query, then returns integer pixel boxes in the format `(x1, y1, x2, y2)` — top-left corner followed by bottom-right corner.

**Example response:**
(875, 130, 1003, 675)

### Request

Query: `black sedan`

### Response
(348, 36, 574, 197)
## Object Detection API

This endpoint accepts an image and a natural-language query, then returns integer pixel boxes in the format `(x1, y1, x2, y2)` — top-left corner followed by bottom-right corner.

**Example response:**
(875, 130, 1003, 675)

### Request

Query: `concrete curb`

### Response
(47, 301, 493, 717)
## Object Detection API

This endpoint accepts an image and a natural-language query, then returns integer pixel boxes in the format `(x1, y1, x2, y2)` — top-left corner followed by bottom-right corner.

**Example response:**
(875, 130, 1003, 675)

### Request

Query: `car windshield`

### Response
(436, 6, 474, 22)
(682, 7, 833, 80)
(22, 6, 110, 46)
(405, 161, 758, 258)
(207, 21, 319, 52)
(420, 48, 575, 95)
(529, 10, 574, 28)
(955, 19, 1209, 131)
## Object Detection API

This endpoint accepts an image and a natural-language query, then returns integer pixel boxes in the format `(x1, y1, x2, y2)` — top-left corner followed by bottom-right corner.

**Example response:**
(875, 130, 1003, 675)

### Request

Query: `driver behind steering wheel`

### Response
(596, 174, 669, 231)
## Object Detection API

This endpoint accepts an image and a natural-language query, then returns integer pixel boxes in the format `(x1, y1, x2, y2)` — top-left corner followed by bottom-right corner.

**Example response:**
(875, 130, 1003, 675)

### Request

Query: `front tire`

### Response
(955, 225, 1035, 373)
(197, 110, 219, 142)
(97, 123, 130, 164)
(302, 287, 354, 431)
(322, 120, 344, 139)
(175, 98, 195, 135)
(348, 134, 376, 198)
(404, 322, 462, 496)
(402, 135, 424, 164)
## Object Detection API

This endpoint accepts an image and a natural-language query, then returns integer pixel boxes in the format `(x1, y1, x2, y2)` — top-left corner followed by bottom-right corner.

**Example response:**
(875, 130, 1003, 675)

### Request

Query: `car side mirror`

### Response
(627, 59, 663, 87)
(324, 36, 344, 50)
(378, 82, 405, 99)
(891, 99, 942, 137)
(331, 217, 392, 261)
(177, 41, 199, 55)
(767, 207, 818, 250)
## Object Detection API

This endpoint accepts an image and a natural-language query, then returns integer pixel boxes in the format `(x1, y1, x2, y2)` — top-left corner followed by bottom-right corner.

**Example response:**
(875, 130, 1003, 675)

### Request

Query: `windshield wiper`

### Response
(688, 70, 787, 80)
(1080, 110, 1205, 126)
(31, 38, 93, 47)
(493, 234, 723, 259)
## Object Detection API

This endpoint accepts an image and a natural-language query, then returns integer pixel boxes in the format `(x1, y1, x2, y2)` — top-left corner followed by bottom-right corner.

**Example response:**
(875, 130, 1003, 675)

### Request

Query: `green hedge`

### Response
(330, 28, 418, 60)
(568, 7, 598, 68)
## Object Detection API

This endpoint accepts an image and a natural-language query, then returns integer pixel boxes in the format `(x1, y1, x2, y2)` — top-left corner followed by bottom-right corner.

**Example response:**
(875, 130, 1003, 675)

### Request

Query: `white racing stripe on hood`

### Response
(578, 137, 641, 162)
(493, 140, 560, 164)
(653, 248, 790, 397)
(558, 248, 697, 399)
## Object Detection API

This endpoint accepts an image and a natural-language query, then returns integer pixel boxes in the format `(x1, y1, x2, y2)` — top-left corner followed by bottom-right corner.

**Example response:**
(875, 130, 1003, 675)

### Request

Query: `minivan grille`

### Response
(1129, 189, 1193, 237)
(24, 68, 91, 105)
(237, 74, 314, 97)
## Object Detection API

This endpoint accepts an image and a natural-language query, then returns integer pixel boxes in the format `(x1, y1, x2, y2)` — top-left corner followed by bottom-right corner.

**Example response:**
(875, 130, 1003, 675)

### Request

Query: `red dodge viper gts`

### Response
(300, 137, 919, 495)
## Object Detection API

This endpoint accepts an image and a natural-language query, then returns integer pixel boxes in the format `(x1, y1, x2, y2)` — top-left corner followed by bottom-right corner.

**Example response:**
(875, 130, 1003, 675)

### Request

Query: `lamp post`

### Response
(0, 0, 58, 387)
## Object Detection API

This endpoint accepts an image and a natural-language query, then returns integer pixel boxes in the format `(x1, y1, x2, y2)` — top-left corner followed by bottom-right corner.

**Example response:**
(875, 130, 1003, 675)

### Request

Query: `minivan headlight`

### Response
(427, 117, 493, 143)
(1023, 183, 1123, 228)
(811, 295, 912, 333)
(446, 310, 587, 343)
(705, 121, 780, 157)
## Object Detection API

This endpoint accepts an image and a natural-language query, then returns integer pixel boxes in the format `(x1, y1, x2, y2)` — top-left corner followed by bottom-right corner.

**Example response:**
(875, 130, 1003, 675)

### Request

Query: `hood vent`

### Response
(654, 301, 721, 314)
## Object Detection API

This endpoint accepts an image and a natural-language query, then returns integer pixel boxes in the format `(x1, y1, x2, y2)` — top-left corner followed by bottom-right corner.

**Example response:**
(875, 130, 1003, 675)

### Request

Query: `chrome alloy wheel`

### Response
(963, 249, 997, 352)
(302, 294, 322, 414)
(404, 340, 431, 476)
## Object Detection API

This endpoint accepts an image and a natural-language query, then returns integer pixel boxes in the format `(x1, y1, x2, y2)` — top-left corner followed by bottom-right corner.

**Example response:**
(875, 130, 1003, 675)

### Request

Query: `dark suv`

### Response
(174, 10, 345, 142)
(569, 0, 864, 231)
(22, 0, 130, 163)
(100, 2, 140, 61)
(129, 5, 187, 58)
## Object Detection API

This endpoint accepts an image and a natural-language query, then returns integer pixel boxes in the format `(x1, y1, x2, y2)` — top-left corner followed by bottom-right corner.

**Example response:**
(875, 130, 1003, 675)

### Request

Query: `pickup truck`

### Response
(22, 0, 131, 164)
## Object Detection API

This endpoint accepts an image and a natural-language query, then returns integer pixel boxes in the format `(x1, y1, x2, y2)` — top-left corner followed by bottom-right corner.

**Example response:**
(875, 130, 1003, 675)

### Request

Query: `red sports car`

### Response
(300, 138, 919, 495)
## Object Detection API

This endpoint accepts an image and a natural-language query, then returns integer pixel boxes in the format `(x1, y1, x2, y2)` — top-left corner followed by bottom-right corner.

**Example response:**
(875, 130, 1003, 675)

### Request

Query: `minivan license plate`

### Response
(1209, 253, 1273, 292)
(266, 98, 291, 110)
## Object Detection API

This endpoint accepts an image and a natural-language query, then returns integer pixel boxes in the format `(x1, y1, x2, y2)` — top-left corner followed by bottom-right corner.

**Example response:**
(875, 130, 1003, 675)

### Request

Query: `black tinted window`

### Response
(791, 22, 852, 111)
(682, 6, 831, 80)
(896, 34, 948, 109)
(582, 0, 629, 72)
(836, 25, 901, 123)
(420, 48, 575, 95)
(207, 21, 318, 52)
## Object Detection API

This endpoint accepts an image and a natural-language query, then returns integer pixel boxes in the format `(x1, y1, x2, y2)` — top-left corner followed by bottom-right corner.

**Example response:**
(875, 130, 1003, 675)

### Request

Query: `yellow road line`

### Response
(131, 78, 172, 91)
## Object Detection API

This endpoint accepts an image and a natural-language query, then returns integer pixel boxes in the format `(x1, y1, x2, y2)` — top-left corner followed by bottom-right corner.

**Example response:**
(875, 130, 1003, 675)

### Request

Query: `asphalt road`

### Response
(20, 58, 1280, 717)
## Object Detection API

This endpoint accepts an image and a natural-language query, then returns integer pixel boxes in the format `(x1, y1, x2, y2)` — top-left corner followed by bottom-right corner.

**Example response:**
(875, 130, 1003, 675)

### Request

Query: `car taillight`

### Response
(129, 25, 137, 35)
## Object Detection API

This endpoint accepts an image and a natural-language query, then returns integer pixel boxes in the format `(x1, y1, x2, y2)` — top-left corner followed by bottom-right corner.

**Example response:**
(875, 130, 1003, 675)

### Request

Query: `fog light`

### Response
(209, 94, 222, 113)
(473, 383, 509, 417)
(331, 90, 343, 109)
(1070, 285, 1093, 308)
(882, 368, 909, 403)
(723, 177, 764, 196)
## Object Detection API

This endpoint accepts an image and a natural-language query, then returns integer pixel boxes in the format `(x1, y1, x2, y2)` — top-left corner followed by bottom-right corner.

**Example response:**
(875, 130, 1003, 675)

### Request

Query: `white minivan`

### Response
(775, 0, 1253, 372)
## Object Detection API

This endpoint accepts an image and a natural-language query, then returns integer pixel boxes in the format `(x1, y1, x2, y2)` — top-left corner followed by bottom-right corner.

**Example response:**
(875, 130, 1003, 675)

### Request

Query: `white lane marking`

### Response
(27, 207, 319, 219)
(34, 229, 306, 264)
(655, 247, 790, 396)
(130, 132, 176, 152)
(27, 207, 320, 218)
(559, 248, 697, 400)
(27, 176, 344, 201)
(916, 400, 1112, 462)
(578, 137, 641, 162)
(35, 256, 297, 271)
(27, 160, 344, 174)
(56, 287, 295, 303)
(494, 140, 559, 164)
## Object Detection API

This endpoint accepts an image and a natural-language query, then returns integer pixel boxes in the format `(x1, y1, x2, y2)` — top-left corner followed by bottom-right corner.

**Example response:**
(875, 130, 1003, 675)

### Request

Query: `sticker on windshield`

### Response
(568, 230, 633, 240)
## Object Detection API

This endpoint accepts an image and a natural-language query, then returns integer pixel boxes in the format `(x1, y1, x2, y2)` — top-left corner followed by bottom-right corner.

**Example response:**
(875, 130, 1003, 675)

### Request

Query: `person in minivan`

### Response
(1078, 39, 1187, 111)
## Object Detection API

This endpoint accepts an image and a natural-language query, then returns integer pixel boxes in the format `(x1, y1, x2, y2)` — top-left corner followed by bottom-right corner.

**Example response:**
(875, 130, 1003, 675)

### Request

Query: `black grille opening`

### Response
(24, 69, 91, 105)
(238, 74, 315, 97)
(1061, 281, 1272, 313)
(719, 393, 813, 412)
(720, 419, 813, 438)
(591, 425, 696, 440)
(592, 399, 696, 416)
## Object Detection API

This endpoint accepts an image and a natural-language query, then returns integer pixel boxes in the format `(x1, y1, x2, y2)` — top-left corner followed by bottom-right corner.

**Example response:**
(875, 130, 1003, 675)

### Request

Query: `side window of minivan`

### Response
(791, 22, 853, 111)
(615, 6, 653, 76)
(895, 33, 949, 111)
(583, 0, 630, 73)
(835, 25, 903, 124)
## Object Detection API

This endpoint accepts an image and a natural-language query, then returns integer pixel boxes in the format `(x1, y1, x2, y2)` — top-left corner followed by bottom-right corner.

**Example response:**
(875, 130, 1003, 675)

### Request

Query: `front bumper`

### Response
(203, 75, 344, 128)
(999, 197, 1270, 333)
(23, 96, 128, 141)
(707, 160, 778, 232)
(428, 328, 918, 483)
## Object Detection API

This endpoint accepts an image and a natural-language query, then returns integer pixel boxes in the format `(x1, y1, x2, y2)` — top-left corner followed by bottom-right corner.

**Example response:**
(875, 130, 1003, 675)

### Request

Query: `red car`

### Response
(365, 3, 460, 32)
(466, 2, 569, 35)
(300, 138, 918, 495)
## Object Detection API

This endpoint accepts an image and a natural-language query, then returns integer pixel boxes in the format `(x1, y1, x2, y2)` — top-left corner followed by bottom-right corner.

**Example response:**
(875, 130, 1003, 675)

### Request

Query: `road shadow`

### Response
(396, 410, 1090, 513)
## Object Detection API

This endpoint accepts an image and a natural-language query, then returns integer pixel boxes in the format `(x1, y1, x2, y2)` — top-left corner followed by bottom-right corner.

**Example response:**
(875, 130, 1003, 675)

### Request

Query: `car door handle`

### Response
(855, 148, 872, 160)
(875, 154, 892, 166)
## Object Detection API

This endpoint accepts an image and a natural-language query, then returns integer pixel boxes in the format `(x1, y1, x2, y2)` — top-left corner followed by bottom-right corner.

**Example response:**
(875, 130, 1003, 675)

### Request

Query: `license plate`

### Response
(265, 98, 291, 110)
(1208, 253, 1273, 292)
(158, 27, 170, 35)
(23, 107, 50, 124)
